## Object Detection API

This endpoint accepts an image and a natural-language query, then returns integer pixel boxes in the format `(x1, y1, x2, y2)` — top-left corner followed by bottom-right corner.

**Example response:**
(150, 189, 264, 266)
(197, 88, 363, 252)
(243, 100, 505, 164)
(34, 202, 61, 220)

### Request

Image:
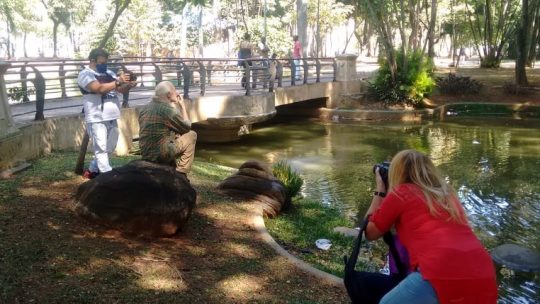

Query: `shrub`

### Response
(368, 50, 435, 106)
(436, 73, 483, 95)
(272, 160, 303, 199)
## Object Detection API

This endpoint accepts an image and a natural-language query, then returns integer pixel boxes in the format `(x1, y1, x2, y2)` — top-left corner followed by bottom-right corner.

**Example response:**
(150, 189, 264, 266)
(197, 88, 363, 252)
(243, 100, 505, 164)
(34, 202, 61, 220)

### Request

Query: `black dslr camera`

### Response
(373, 161, 390, 189)
(127, 72, 137, 81)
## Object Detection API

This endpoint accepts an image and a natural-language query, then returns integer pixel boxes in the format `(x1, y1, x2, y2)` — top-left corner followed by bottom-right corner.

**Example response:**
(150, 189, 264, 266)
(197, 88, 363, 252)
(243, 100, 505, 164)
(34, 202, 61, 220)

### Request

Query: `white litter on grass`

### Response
(315, 239, 332, 250)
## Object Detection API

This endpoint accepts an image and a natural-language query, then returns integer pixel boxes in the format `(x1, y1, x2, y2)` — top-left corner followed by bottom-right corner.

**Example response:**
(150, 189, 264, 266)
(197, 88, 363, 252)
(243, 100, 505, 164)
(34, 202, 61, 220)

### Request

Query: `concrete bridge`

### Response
(0, 55, 369, 172)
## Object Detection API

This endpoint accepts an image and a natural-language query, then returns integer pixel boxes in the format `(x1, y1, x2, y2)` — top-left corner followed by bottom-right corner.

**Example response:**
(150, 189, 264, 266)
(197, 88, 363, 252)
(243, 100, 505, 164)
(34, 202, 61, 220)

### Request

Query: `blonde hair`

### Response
(388, 149, 466, 223)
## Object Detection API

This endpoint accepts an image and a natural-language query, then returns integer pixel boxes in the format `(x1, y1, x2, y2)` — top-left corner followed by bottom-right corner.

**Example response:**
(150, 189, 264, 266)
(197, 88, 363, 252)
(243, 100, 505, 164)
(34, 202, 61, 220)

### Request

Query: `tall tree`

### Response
(98, 0, 132, 48)
(427, 0, 438, 58)
(296, 0, 308, 56)
(465, 0, 519, 68)
(526, 0, 540, 67)
(515, 0, 530, 85)
(41, 0, 73, 57)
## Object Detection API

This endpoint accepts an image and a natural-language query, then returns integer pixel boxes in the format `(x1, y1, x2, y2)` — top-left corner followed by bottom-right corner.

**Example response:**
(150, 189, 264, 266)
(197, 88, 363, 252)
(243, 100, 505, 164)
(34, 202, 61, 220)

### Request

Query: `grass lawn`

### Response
(265, 198, 391, 278)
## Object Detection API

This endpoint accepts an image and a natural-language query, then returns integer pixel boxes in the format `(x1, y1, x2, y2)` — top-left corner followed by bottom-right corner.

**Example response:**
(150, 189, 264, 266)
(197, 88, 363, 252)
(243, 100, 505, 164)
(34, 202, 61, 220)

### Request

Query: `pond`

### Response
(196, 116, 540, 303)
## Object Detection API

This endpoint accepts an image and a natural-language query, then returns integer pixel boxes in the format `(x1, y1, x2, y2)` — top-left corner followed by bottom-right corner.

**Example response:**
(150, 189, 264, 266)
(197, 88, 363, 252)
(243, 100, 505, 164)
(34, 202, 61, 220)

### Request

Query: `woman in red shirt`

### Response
(365, 149, 498, 304)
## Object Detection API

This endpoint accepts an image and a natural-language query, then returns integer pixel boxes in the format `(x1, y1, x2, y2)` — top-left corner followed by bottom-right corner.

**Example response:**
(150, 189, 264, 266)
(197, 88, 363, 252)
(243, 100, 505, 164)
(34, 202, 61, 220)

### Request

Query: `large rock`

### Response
(74, 160, 196, 237)
(218, 160, 289, 217)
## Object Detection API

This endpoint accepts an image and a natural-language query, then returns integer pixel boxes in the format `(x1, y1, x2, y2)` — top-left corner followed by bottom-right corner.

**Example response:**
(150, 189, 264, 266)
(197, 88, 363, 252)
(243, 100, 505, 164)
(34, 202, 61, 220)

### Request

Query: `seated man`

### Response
(139, 81, 197, 175)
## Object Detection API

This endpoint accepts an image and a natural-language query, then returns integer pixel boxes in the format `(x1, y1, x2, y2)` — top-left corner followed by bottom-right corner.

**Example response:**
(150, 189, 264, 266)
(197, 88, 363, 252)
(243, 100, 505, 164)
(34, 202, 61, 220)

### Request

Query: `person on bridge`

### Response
(363, 149, 497, 304)
(77, 48, 135, 179)
(238, 33, 253, 88)
(139, 81, 197, 175)
(292, 35, 302, 81)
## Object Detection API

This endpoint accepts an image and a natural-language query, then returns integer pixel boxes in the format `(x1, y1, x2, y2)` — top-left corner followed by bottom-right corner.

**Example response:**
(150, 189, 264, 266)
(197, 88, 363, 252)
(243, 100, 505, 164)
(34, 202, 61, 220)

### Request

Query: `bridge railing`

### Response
(4, 56, 337, 121)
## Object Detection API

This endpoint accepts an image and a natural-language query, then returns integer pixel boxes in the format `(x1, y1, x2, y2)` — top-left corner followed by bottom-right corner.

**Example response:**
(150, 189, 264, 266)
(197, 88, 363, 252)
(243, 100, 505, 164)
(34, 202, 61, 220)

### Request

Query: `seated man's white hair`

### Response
(154, 81, 175, 98)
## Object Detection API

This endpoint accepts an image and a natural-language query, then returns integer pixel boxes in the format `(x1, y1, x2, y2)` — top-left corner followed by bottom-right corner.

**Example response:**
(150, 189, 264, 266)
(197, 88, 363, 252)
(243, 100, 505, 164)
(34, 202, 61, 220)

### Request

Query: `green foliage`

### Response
(272, 160, 303, 199)
(7, 87, 35, 103)
(368, 50, 435, 105)
(436, 73, 483, 95)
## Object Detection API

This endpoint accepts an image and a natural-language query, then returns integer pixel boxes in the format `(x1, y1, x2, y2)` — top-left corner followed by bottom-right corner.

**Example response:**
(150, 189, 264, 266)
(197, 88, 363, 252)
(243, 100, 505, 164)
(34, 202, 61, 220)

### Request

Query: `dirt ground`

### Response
(430, 65, 540, 105)
(0, 160, 348, 303)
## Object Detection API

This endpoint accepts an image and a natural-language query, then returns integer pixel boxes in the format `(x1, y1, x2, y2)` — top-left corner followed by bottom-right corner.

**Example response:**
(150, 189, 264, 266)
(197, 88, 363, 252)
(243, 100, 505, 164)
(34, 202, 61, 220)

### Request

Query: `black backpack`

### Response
(343, 219, 408, 304)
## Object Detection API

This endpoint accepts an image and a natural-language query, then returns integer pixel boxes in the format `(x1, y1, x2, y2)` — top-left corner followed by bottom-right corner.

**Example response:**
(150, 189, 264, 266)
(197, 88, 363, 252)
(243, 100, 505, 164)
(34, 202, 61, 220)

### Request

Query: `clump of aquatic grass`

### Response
(272, 160, 303, 198)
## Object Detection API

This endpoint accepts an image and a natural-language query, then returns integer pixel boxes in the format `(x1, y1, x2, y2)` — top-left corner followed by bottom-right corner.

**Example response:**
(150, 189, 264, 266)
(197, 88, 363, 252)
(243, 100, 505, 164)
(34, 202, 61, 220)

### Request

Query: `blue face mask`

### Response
(96, 63, 107, 73)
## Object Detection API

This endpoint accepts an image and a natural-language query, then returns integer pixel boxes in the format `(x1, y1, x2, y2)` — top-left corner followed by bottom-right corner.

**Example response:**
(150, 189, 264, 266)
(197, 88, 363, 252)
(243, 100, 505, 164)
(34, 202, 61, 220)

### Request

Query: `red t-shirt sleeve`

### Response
(370, 190, 406, 233)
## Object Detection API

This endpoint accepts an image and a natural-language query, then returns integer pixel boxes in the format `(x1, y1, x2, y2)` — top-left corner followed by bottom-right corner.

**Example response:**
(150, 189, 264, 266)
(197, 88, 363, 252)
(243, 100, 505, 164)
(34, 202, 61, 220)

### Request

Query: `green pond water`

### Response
(196, 116, 540, 303)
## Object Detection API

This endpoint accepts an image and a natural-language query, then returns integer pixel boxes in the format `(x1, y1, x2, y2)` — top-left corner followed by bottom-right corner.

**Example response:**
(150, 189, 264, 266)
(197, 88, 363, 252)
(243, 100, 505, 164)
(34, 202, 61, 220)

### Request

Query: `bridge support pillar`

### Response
(0, 61, 23, 172)
(335, 54, 358, 82)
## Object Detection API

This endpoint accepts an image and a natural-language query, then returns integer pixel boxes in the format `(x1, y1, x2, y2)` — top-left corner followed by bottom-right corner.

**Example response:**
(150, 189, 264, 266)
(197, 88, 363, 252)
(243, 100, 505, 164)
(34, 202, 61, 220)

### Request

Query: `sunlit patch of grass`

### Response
(191, 161, 235, 180)
(265, 197, 385, 277)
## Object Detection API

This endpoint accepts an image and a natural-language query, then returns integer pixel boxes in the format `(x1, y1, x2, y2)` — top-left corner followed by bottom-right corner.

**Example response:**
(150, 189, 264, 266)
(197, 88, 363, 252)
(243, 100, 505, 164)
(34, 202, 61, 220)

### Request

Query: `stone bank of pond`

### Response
(196, 116, 540, 303)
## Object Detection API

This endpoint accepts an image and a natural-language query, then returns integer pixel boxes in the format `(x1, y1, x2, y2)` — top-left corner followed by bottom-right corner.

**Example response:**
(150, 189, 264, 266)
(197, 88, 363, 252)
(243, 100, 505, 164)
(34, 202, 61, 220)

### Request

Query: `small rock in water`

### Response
(332, 115, 339, 122)
(472, 140, 481, 144)
(491, 244, 540, 273)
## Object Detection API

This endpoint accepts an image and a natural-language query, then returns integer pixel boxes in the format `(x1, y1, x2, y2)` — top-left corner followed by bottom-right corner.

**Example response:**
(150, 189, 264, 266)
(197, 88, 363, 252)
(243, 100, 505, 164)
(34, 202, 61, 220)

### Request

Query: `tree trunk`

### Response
(53, 20, 59, 58)
(516, 0, 530, 86)
(526, 1, 540, 67)
(6, 20, 11, 59)
(98, 0, 132, 49)
(427, 0, 437, 58)
(198, 5, 204, 58)
(23, 32, 28, 58)
(180, 3, 189, 57)
(296, 0, 308, 57)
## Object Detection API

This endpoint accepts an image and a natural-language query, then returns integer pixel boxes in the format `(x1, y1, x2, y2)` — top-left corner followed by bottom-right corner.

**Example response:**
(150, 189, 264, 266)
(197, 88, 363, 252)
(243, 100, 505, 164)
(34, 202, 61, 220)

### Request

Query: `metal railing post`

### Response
(277, 61, 283, 88)
(198, 60, 206, 96)
(206, 61, 212, 85)
(315, 58, 321, 83)
(332, 58, 337, 82)
(152, 63, 163, 84)
(30, 67, 46, 121)
(181, 61, 191, 98)
(302, 59, 308, 84)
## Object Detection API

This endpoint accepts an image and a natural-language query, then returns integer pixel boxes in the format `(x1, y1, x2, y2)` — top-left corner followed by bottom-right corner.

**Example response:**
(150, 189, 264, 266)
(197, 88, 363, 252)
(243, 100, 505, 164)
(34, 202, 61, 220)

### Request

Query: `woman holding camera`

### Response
(365, 149, 497, 304)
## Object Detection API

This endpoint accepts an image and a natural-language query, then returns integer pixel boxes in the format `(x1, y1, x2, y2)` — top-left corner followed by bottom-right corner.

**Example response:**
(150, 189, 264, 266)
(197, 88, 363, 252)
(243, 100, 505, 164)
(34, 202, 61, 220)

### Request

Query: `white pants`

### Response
(87, 120, 119, 173)
(294, 59, 302, 80)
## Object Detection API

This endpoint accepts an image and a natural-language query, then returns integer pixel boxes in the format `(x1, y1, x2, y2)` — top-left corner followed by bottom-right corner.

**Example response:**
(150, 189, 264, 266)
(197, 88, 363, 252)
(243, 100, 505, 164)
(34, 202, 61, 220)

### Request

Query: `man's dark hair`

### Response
(88, 48, 109, 62)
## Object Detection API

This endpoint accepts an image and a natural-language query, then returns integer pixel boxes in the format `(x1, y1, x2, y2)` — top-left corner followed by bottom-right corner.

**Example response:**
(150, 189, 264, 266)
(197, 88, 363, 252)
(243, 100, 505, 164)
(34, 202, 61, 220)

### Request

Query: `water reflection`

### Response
(196, 118, 540, 303)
